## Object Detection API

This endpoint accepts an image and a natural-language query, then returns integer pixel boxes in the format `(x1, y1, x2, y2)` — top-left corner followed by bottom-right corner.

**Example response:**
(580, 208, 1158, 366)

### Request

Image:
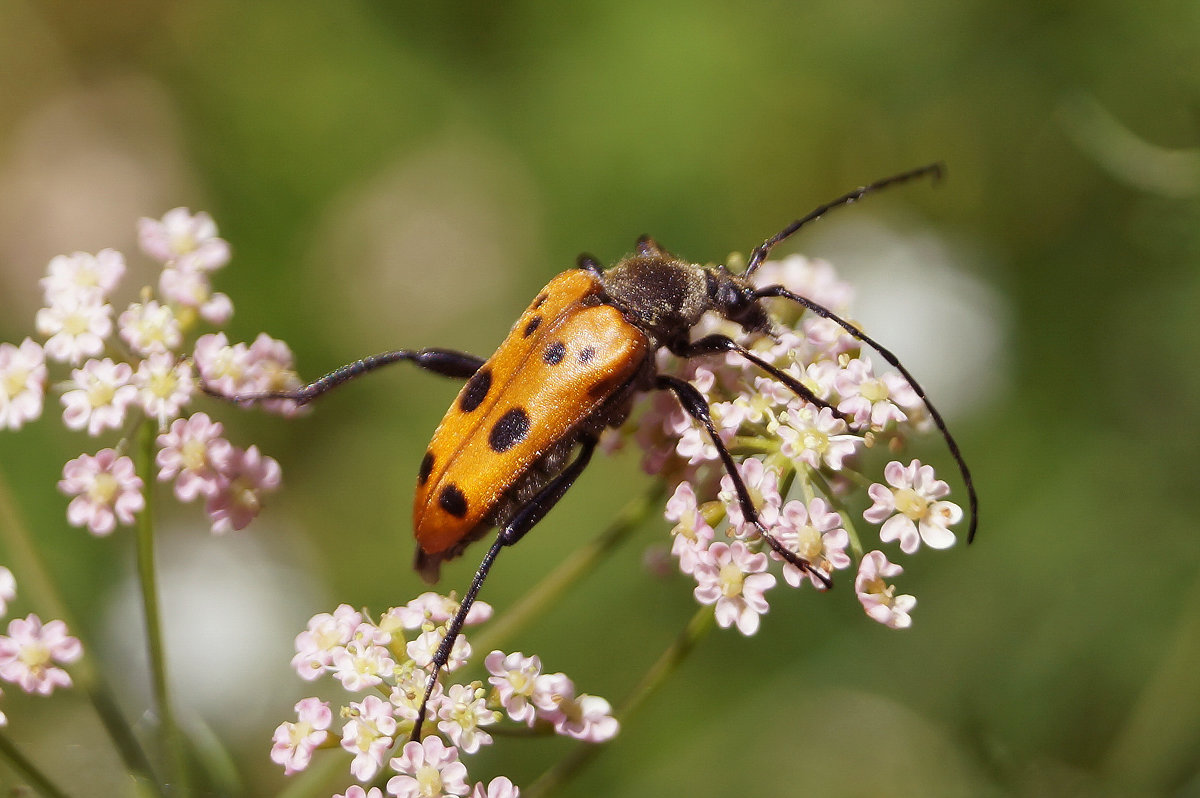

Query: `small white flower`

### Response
(331, 638, 396, 692)
(386, 737, 470, 798)
(855, 551, 916, 629)
(775, 403, 859, 470)
(134, 354, 194, 428)
(0, 338, 47, 430)
(40, 249, 125, 305)
(485, 650, 542, 724)
(530, 672, 619, 742)
(118, 300, 182, 356)
(664, 481, 716, 574)
(864, 459, 961, 553)
(834, 357, 918, 430)
(138, 208, 230, 270)
(60, 358, 137, 436)
(340, 695, 397, 782)
(773, 498, 851, 589)
(435, 682, 499, 754)
(36, 294, 112, 365)
(270, 697, 331, 775)
(692, 541, 776, 636)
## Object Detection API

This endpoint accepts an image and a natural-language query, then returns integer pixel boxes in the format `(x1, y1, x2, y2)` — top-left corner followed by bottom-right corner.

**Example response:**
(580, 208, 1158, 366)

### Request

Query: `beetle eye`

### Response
(722, 284, 757, 320)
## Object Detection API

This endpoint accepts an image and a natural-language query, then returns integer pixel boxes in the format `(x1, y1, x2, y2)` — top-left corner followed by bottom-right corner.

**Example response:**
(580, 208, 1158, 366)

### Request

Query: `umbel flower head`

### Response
(630, 253, 965, 631)
(275, 594, 615, 795)
(1, 207, 302, 538)
(0, 567, 84, 725)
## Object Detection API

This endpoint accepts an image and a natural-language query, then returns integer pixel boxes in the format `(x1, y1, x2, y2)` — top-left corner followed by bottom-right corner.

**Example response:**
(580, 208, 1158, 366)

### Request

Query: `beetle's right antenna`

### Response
(743, 163, 944, 278)
(752, 284, 978, 543)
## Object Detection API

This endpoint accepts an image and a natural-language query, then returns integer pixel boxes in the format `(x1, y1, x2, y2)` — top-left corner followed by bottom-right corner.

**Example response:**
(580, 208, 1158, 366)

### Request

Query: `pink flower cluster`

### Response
(0, 566, 84, 726)
(1, 209, 300, 536)
(275, 593, 618, 796)
(635, 254, 964, 631)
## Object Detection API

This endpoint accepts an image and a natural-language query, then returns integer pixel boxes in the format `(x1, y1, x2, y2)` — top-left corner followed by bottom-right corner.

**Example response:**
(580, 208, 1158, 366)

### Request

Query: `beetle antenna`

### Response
(753, 285, 978, 543)
(743, 163, 944, 278)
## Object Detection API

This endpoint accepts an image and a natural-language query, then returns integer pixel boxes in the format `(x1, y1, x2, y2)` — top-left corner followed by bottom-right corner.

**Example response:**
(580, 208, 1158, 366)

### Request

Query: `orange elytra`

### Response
(413, 269, 650, 582)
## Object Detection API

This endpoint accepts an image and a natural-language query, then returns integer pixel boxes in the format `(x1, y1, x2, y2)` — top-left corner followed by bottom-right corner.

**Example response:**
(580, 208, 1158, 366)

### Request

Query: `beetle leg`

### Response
(655, 375, 831, 589)
(673, 334, 851, 423)
(410, 436, 598, 741)
(201, 347, 485, 406)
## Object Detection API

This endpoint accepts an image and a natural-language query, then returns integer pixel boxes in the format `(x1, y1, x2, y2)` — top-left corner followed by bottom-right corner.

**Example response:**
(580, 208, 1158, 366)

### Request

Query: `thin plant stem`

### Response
(133, 419, 189, 796)
(470, 482, 666, 657)
(523, 606, 717, 798)
(809, 469, 865, 559)
(0, 462, 160, 791)
(1102, 568, 1200, 789)
(613, 605, 715, 725)
(0, 728, 75, 798)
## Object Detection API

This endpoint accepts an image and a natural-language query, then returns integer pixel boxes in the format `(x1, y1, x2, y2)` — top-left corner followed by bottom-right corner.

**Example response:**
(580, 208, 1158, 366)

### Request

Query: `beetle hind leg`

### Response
(410, 436, 599, 741)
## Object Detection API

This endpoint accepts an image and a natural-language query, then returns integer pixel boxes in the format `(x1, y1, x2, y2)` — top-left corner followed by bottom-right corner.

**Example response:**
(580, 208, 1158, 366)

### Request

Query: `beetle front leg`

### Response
(673, 334, 850, 422)
(655, 375, 832, 589)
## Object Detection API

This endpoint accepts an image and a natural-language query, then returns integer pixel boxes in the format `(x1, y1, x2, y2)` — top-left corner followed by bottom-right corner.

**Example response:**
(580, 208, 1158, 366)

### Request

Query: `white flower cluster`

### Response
(633, 254, 964, 631)
(274, 593, 618, 796)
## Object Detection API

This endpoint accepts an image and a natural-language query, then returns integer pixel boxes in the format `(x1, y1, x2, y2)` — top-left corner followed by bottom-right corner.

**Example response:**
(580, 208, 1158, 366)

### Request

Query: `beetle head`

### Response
(707, 267, 771, 335)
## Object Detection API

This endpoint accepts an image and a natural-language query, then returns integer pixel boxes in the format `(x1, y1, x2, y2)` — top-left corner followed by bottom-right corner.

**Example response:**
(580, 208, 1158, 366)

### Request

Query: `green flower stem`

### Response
(613, 604, 715, 725)
(1102, 569, 1200, 789)
(0, 465, 160, 792)
(133, 420, 190, 797)
(0, 729, 74, 798)
(809, 469, 865, 559)
(523, 606, 717, 798)
(729, 435, 777, 453)
(470, 482, 666, 658)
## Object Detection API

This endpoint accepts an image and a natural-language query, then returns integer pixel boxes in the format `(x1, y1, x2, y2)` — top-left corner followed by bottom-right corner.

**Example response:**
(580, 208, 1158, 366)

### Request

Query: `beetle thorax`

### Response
(600, 256, 711, 348)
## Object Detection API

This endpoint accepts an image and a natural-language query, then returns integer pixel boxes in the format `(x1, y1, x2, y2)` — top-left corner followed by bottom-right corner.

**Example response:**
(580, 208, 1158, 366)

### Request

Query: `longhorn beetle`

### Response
(214, 163, 977, 741)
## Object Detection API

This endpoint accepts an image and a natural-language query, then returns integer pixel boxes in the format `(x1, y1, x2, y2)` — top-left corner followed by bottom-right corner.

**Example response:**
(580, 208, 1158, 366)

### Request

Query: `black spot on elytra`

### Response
(532, 293, 548, 309)
(489, 407, 530, 453)
(418, 451, 434, 484)
(543, 341, 566, 365)
(523, 316, 542, 337)
(438, 484, 468, 518)
(579, 346, 596, 364)
(459, 368, 492, 413)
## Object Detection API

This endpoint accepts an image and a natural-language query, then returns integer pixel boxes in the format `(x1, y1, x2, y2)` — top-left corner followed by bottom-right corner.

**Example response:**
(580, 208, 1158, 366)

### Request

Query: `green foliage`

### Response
(1, 0, 1198, 795)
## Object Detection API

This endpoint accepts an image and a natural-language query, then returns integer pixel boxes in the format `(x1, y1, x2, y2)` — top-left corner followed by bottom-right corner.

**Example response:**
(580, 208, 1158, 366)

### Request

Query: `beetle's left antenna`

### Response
(743, 163, 943, 278)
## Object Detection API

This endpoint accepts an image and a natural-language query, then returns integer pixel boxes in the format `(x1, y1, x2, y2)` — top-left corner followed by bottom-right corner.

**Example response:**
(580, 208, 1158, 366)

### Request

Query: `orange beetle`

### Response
(413, 269, 650, 581)
(224, 164, 976, 740)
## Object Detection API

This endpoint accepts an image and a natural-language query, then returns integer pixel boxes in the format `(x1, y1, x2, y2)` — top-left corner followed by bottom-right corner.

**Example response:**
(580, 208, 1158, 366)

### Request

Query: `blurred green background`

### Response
(1, 1, 1199, 796)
